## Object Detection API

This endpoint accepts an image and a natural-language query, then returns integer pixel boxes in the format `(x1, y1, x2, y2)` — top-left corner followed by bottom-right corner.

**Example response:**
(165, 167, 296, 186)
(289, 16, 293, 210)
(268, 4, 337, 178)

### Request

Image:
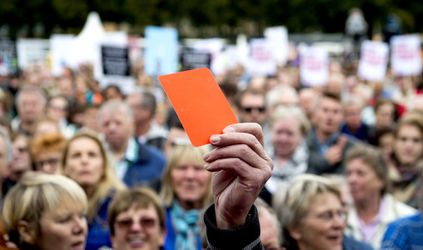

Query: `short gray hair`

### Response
(98, 100, 134, 127)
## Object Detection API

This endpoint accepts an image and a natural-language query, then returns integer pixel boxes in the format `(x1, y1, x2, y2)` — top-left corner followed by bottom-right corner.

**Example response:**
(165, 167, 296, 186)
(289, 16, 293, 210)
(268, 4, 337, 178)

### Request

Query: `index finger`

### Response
(222, 123, 264, 146)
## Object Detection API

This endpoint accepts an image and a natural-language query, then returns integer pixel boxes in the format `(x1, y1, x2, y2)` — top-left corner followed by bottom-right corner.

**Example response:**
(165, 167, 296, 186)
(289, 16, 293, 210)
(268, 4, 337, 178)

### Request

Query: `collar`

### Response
(124, 138, 138, 163)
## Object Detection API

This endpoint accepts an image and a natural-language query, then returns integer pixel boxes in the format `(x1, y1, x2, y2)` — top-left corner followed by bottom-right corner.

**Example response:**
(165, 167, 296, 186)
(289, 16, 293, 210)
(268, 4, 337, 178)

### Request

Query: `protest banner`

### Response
(181, 48, 211, 70)
(264, 26, 289, 66)
(144, 26, 178, 76)
(101, 45, 130, 76)
(358, 41, 388, 81)
(0, 38, 18, 75)
(50, 34, 75, 76)
(391, 34, 422, 76)
(16, 39, 49, 70)
(300, 46, 329, 87)
(246, 38, 277, 77)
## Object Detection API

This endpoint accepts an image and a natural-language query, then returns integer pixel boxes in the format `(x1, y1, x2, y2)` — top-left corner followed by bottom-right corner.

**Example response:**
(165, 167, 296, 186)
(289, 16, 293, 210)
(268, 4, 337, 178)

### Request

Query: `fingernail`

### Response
(203, 153, 210, 162)
(210, 135, 220, 144)
(204, 164, 211, 170)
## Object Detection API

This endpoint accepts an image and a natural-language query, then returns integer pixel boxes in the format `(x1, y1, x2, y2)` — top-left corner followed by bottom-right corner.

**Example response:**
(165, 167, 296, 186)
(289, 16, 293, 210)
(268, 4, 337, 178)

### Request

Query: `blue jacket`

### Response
(381, 213, 423, 250)
(86, 191, 115, 250)
(343, 235, 373, 250)
(124, 139, 166, 189)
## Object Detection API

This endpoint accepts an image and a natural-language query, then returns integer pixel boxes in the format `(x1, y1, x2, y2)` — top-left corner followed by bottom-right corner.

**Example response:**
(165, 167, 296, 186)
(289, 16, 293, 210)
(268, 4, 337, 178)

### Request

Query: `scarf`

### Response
(170, 200, 200, 250)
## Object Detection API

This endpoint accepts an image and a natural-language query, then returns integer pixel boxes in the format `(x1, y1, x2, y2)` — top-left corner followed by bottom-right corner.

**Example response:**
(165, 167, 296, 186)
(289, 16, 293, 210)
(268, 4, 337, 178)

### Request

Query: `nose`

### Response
(185, 167, 196, 179)
(332, 214, 345, 229)
(130, 220, 143, 232)
(72, 216, 87, 235)
(346, 171, 356, 185)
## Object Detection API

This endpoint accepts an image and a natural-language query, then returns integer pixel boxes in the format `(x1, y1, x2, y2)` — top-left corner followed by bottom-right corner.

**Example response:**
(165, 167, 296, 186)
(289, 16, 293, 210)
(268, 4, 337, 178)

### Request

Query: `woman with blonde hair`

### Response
(160, 144, 213, 250)
(60, 131, 125, 250)
(2, 171, 88, 250)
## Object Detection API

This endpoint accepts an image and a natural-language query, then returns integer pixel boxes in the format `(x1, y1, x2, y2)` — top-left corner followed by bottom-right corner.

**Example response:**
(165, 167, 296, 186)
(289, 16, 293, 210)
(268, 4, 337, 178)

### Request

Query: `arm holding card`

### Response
(203, 123, 273, 249)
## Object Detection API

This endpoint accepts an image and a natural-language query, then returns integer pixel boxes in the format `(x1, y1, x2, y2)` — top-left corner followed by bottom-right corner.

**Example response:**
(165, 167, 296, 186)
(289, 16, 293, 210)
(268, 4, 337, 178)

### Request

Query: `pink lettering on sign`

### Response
(363, 49, 384, 65)
(394, 43, 417, 60)
(251, 46, 271, 61)
(304, 56, 324, 70)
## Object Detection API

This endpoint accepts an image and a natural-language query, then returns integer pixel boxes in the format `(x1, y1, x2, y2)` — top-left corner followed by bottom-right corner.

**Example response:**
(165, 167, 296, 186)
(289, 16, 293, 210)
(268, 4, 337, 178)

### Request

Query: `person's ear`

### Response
(288, 226, 302, 241)
(17, 220, 35, 245)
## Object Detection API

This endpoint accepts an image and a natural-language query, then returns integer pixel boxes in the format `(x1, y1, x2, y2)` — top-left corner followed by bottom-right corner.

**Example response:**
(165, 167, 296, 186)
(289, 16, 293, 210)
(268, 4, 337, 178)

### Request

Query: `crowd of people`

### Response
(0, 35, 422, 250)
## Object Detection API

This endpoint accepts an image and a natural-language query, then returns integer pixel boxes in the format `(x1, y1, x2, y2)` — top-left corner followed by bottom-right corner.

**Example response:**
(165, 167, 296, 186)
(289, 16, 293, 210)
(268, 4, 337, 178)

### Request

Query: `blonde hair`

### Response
(2, 171, 87, 246)
(60, 131, 125, 220)
(160, 145, 212, 207)
(273, 174, 341, 248)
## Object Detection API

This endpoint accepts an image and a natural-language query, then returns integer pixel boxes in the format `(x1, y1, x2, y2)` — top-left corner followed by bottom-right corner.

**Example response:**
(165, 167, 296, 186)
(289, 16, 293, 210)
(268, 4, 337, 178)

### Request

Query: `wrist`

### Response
(216, 208, 249, 229)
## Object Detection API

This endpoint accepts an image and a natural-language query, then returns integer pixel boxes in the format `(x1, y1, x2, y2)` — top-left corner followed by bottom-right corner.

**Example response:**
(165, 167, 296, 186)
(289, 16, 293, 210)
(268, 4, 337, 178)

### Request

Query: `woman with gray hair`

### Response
(2, 171, 88, 250)
(345, 144, 416, 249)
(274, 174, 346, 250)
(265, 105, 311, 199)
(274, 174, 373, 250)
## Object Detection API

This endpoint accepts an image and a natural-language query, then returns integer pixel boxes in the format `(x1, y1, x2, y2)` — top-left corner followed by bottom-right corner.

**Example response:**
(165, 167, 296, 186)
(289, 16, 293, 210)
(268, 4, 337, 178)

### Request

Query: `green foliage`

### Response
(0, 0, 420, 38)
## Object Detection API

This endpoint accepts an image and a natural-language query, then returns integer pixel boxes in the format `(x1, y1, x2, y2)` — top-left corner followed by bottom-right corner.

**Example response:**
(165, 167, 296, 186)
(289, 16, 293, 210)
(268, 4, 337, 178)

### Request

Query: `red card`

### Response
(159, 68, 238, 146)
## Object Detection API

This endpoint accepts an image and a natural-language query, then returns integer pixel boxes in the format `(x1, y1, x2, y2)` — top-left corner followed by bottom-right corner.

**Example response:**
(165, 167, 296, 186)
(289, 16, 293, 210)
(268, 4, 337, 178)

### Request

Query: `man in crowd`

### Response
(235, 88, 268, 126)
(307, 92, 356, 174)
(98, 100, 166, 189)
(12, 85, 47, 136)
(126, 90, 168, 151)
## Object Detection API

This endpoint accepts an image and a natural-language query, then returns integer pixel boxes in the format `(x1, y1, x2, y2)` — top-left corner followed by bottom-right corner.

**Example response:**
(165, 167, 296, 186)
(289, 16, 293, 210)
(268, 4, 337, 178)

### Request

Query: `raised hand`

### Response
(204, 123, 273, 229)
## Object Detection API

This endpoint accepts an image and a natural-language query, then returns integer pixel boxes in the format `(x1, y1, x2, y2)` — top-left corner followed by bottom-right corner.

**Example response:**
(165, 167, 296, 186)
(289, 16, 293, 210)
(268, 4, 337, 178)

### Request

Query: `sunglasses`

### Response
(242, 106, 266, 113)
(115, 217, 158, 230)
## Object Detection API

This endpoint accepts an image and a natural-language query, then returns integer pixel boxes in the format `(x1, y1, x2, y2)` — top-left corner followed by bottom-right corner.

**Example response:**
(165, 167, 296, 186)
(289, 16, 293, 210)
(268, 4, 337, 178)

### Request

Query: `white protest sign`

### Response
(300, 46, 329, 86)
(16, 39, 50, 70)
(246, 38, 277, 77)
(391, 34, 422, 76)
(50, 34, 75, 76)
(190, 38, 225, 74)
(264, 26, 289, 66)
(358, 41, 388, 81)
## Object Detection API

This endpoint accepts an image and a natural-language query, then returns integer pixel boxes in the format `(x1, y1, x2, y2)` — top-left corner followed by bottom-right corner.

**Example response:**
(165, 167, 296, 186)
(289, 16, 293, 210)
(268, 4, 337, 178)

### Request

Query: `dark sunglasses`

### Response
(242, 106, 266, 113)
(115, 217, 158, 230)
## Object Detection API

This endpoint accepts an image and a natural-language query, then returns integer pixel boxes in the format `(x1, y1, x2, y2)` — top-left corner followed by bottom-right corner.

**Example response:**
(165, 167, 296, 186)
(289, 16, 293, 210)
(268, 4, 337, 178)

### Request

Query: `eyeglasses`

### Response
(309, 209, 346, 222)
(115, 217, 158, 230)
(35, 158, 60, 169)
(241, 106, 266, 113)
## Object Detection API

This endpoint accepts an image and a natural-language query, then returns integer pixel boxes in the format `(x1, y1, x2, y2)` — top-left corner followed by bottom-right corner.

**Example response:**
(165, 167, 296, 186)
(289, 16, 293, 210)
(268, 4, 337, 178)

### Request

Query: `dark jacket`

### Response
(123, 139, 166, 190)
(204, 204, 263, 250)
